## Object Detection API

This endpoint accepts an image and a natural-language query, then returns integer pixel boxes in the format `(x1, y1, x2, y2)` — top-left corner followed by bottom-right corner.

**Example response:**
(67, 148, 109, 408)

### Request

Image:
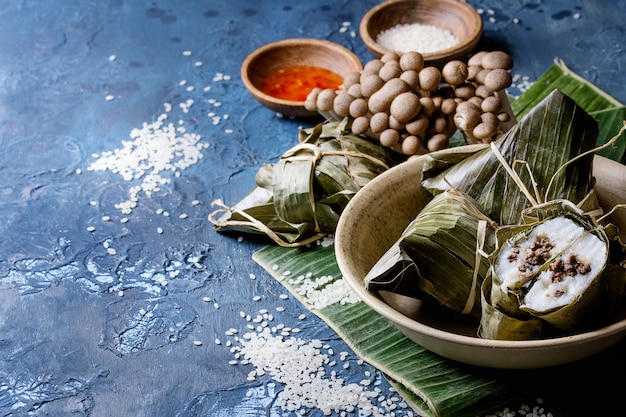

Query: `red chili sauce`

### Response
(259, 65, 343, 102)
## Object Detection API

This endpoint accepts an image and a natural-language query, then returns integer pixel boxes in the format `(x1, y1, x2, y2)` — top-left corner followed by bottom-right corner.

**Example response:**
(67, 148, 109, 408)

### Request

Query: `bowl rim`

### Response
(358, 0, 484, 61)
(336, 153, 626, 352)
(240, 37, 363, 107)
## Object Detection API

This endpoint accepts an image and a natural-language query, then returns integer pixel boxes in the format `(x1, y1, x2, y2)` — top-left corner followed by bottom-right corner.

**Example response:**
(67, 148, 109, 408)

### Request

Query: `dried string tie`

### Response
(208, 199, 328, 248)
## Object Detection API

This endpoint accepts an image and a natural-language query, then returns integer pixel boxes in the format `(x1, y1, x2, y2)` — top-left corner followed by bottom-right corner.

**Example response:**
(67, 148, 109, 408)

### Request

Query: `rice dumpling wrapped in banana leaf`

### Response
(209, 119, 402, 246)
(364, 189, 498, 318)
(421, 90, 599, 226)
(480, 200, 626, 340)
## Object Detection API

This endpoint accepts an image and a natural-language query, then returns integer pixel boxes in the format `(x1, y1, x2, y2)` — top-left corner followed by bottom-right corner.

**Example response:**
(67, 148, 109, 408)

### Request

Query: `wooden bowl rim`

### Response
(241, 38, 363, 107)
(359, 0, 484, 62)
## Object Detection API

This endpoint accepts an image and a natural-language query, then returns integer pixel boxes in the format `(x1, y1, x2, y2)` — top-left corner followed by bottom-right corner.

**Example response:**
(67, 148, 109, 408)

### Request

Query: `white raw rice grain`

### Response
(376, 23, 460, 54)
(88, 110, 208, 215)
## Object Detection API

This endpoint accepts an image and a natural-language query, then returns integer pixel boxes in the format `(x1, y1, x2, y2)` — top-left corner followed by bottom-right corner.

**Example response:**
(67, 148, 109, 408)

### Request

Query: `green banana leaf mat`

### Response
(252, 60, 626, 417)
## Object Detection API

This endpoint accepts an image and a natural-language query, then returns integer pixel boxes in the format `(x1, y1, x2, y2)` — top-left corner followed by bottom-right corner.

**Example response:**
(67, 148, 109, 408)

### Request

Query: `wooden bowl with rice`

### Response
(359, 0, 483, 67)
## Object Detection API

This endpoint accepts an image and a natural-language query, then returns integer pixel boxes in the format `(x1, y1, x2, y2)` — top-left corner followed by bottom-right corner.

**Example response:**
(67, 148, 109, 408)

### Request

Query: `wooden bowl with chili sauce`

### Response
(360, 0, 483, 68)
(241, 38, 363, 117)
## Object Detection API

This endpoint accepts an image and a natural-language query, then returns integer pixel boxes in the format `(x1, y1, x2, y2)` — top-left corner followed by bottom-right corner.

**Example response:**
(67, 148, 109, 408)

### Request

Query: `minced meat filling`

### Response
(506, 236, 591, 287)
(507, 236, 554, 278)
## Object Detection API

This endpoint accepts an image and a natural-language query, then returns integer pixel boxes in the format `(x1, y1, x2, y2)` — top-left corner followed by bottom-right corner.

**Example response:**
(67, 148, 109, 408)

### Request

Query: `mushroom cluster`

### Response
(305, 50, 515, 156)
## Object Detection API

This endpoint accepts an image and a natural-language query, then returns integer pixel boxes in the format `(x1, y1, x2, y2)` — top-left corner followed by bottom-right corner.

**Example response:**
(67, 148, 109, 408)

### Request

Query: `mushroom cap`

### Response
(379, 60, 402, 82)
(316, 88, 336, 111)
(379, 128, 401, 147)
(363, 59, 384, 73)
(482, 51, 514, 70)
(349, 97, 369, 118)
(333, 91, 353, 116)
(351, 116, 371, 135)
(389, 91, 421, 123)
(484, 68, 513, 92)
(360, 73, 384, 97)
(418, 66, 441, 91)
(370, 112, 389, 133)
(441, 60, 469, 86)
(399, 51, 424, 72)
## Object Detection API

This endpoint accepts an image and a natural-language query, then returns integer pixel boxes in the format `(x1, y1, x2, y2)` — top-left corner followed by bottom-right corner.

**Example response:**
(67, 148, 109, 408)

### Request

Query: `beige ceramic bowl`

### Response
(335, 150, 626, 369)
(241, 38, 363, 118)
(359, 0, 483, 67)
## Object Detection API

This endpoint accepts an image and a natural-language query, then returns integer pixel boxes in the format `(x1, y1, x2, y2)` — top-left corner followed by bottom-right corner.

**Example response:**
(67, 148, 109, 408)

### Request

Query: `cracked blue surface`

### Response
(0, 0, 625, 416)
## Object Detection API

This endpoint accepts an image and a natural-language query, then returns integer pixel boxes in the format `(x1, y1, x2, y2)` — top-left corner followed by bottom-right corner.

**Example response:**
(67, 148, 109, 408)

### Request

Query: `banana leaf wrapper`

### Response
(209, 120, 402, 246)
(364, 189, 497, 318)
(421, 90, 599, 226)
(482, 200, 626, 339)
(478, 275, 544, 341)
(510, 59, 626, 164)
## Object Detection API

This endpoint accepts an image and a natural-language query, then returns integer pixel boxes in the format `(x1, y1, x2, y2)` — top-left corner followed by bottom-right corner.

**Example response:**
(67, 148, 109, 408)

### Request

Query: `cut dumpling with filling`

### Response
(495, 217, 587, 292)
(521, 230, 607, 313)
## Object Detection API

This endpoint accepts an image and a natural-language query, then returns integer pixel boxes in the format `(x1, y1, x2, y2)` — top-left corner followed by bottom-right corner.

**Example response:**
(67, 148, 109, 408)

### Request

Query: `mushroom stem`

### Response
(496, 90, 517, 132)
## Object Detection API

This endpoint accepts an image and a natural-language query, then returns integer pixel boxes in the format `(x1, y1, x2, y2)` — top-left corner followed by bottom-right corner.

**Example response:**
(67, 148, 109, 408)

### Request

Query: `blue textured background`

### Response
(1, 1, 625, 416)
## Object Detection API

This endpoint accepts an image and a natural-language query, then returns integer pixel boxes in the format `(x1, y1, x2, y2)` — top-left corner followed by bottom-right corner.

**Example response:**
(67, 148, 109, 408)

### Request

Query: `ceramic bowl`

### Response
(359, 0, 483, 67)
(241, 38, 363, 118)
(335, 151, 626, 369)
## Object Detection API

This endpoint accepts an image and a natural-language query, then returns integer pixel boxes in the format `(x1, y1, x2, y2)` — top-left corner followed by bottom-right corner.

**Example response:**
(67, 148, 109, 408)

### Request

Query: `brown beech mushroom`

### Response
(347, 83, 363, 98)
(468, 51, 489, 67)
(399, 51, 424, 72)
(380, 51, 400, 63)
(360, 73, 384, 97)
(454, 101, 481, 131)
(473, 122, 498, 142)
(363, 59, 384, 73)
(369, 112, 389, 133)
(401, 134, 424, 155)
(303, 49, 517, 156)
(441, 98, 457, 115)
(379, 128, 401, 147)
(399, 70, 420, 90)
(419, 96, 435, 117)
(304, 88, 321, 111)
(427, 133, 450, 152)
(388, 115, 405, 131)
(481, 51, 514, 70)
(316, 88, 336, 112)
(481, 95, 502, 113)
(342, 72, 361, 89)
(483, 69, 513, 93)
(405, 115, 429, 137)
(418, 66, 441, 92)
(453, 83, 476, 100)
(389, 92, 421, 123)
(351, 116, 370, 135)
(367, 78, 410, 113)
(349, 98, 368, 118)
(441, 60, 468, 86)
(379, 61, 402, 81)
(333, 92, 353, 117)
